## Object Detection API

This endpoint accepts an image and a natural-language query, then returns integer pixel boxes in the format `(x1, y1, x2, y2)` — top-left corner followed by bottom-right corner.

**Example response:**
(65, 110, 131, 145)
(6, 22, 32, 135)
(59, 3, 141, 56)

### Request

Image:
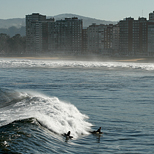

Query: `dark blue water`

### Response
(0, 58, 154, 153)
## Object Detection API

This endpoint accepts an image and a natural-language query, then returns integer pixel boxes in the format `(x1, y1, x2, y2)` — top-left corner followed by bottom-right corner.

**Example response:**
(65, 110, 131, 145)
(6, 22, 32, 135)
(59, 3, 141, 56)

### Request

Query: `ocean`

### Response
(0, 58, 154, 153)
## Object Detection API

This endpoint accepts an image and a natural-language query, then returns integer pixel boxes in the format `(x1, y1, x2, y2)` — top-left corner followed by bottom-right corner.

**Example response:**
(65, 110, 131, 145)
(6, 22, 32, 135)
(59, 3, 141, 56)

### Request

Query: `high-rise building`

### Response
(87, 24, 100, 53)
(104, 24, 113, 53)
(112, 24, 120, 54)
(87, 23, 116, 55)
(149, 11, 154, 21)
(119, 17, 133, 55)
(147, 11, 154, 55)
(26, 14, 82, 54)
(98, 25, 106, 54)
(48, 17, 83, 54)
(147, 22, 154, 55)
(26, 13, 47, 53)
(87, 24, 107, 54)
(119, 17, 148, 56)
(82, 28, 88, 53)
(24, 11, 154, 57)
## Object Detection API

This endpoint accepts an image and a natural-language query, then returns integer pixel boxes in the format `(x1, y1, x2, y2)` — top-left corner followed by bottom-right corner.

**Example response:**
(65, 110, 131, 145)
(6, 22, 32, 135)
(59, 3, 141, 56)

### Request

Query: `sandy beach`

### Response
(116, 58, 146, 62)
(0, 56, 154, 63)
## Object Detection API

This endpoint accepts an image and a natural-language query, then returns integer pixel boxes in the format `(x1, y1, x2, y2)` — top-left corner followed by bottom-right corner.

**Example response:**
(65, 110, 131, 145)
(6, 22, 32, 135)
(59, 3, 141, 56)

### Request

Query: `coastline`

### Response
(0, 56, 154, 63)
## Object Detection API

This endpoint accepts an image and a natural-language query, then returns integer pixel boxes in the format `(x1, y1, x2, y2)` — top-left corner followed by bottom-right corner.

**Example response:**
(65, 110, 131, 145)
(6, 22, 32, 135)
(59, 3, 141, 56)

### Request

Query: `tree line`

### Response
(0, 26, 25, 37)
(0, 33, 26, 55)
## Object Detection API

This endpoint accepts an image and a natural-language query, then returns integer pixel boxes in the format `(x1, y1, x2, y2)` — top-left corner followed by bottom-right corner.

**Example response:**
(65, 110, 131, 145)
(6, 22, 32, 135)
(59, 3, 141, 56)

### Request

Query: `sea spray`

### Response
(1, 58, 154, 70)
(0, 89, 92, 138)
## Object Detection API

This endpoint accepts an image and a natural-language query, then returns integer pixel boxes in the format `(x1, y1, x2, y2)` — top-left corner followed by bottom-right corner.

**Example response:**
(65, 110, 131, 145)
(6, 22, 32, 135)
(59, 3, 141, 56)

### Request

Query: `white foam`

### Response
(0, 58, 154, 71)
(0, 90, 92, 139)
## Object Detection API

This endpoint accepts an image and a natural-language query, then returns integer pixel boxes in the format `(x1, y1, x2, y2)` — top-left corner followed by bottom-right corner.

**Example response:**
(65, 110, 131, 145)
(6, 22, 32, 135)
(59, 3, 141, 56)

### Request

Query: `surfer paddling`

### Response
(91, 127, 103, 135)
(63, 131, 73, 139)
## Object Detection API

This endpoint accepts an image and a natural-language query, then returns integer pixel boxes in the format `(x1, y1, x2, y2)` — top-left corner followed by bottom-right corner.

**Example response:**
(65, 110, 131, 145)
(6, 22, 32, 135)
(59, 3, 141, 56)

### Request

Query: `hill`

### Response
(0, 13, 117, 36)
(52, 13, 117, 28)
(0, 18, 25, 29)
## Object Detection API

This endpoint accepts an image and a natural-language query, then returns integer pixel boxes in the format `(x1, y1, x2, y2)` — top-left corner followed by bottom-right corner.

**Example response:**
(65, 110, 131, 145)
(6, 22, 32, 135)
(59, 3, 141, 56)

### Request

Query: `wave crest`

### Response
(0, 89, 92, 138)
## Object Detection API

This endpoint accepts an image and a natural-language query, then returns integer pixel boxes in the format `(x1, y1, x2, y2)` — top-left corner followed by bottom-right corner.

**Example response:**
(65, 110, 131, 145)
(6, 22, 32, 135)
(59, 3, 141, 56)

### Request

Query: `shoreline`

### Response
(0, 56, 154, 63)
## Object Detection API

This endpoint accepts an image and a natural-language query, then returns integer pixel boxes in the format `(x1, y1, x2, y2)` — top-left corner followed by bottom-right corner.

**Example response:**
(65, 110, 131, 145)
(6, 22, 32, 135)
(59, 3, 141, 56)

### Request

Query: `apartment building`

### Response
(87, 24, 100, 53)
(147, 23, 154, 55)
(147, 11, 154, 55)
(82, 28, 88, 53)
(87, 23, 117, 55)
(149, 11, 154, 21)
(104, 24, 113, 54)
(119, 17, 133, 55)
(26, 13, 82, 54)
(26, 11, 154, 57)
(48, 17, 83, 54)
(132, 17, 148, 55)
(119, 17, 148, 56)
(26, 13, 47, 53)
(112, 24, 120, 54)
(87, 24, 107, 54)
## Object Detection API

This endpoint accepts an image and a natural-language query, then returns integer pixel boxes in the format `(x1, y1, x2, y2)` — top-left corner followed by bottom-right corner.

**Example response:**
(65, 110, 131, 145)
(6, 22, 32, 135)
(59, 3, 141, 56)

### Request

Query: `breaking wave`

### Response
(0, 89, 92, 139)
(0, 58, 154, 70)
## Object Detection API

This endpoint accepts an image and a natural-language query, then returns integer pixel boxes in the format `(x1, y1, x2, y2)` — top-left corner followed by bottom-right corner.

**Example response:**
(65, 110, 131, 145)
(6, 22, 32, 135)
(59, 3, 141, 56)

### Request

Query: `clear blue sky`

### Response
(0, 0, 154, 21)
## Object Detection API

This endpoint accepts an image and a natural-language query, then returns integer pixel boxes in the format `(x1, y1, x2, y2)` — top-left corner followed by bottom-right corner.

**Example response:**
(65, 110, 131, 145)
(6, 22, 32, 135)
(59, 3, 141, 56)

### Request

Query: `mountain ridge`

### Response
(0, 13, 117, 29)
(0, 18, 25, 29)
(0, 13, 118, 36)
(52, 13, 117, 27)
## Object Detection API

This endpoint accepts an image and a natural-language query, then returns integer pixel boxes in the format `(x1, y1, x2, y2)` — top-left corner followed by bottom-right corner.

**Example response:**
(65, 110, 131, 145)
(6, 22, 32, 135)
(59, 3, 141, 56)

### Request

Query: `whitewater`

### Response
(0, 89, 92, 139)
(0, 58, 154, 153)
(0, 58, 154, 70)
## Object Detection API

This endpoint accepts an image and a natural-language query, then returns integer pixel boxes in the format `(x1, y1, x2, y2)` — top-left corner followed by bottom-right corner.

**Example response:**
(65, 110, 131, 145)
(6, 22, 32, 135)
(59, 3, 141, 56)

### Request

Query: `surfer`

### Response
(91, 127, 103, 134)
(63, 131, 73, 139)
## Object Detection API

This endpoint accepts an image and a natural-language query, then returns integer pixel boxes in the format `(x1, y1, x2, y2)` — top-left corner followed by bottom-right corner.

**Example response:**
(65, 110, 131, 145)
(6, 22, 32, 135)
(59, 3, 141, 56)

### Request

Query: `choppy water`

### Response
(0, 58, 154, 153)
